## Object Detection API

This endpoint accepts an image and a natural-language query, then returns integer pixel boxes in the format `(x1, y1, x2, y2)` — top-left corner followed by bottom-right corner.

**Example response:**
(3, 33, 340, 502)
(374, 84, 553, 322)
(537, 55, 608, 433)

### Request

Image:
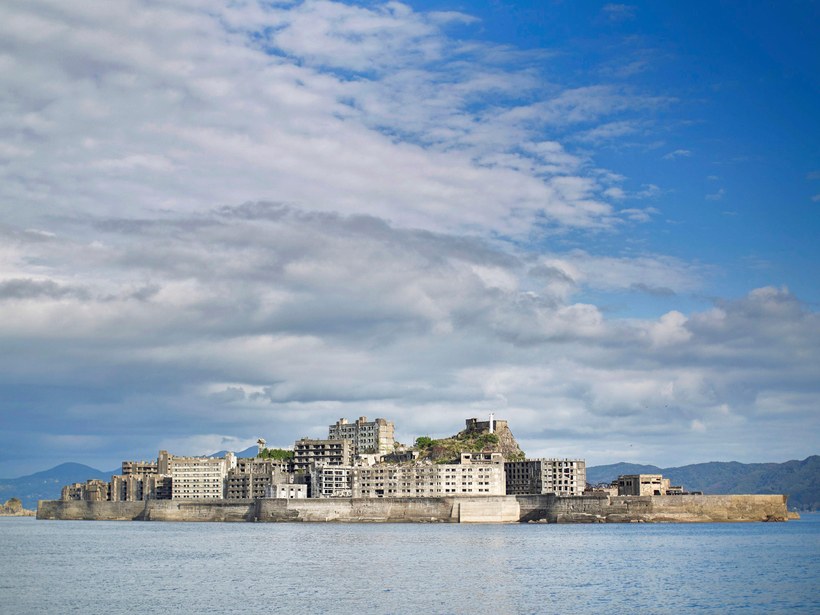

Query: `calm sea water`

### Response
(1, 515, 818, 614)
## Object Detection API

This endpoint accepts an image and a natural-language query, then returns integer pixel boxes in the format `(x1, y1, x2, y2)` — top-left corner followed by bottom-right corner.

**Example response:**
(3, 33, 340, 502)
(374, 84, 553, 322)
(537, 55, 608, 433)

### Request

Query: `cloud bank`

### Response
(0, 0, 817, 474)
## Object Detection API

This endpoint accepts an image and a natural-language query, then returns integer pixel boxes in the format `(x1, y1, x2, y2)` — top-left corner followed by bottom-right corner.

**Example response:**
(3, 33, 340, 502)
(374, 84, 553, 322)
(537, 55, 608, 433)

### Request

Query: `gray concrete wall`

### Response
(458, 497, 520, 523)
(38, 493, 789, 523)
(37, 499, 256, 522)
(143, 499, 255, 522)
(521, 493, 789, 523)
(37, 500, 147, 521)
(256, 496, 458, 522)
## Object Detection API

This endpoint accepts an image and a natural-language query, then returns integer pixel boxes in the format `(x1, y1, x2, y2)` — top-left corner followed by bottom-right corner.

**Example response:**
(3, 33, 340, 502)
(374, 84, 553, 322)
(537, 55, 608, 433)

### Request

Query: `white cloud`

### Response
(706, 188, 726, 201)
(0, 1, 817, 475)
(663, 149, 692, 160)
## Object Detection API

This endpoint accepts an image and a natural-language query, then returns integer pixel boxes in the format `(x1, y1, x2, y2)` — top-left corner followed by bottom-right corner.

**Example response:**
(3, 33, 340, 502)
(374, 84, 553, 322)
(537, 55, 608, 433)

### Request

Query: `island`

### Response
(37, 415, 792, 523)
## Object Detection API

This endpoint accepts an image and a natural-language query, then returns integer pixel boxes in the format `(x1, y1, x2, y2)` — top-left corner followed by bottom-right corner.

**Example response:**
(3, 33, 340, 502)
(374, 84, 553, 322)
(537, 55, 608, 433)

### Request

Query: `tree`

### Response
(257, 448, 294, 461)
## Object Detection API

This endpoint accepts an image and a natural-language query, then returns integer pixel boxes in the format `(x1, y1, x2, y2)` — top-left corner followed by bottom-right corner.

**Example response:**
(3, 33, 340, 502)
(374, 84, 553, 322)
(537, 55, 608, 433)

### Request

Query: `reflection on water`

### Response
(1, 515, 818, 614)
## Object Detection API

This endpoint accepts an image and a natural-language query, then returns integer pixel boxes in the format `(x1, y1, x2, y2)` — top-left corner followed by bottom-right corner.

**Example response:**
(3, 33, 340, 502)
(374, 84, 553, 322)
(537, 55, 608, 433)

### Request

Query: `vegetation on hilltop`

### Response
(413, 427, 525, 464)
(257, 448, 294, 461)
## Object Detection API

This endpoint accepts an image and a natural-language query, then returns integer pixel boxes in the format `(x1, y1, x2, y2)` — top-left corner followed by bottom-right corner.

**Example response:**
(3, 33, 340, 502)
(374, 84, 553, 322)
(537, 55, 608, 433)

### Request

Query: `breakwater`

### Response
(37, 493, 789, 523)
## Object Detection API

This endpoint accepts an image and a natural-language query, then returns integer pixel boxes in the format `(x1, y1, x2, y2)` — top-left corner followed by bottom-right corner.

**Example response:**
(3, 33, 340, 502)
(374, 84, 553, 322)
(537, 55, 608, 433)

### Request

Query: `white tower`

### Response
(488, 413, 495, 434)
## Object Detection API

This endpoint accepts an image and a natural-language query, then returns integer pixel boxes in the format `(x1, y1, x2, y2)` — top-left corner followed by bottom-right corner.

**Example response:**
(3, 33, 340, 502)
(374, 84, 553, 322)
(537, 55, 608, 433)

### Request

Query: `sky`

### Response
(1, 0, 818, 477)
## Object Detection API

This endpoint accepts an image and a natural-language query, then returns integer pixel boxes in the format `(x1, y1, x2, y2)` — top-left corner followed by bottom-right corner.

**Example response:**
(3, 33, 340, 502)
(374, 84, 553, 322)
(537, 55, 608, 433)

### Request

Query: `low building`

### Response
(380, 450, 419, 464)
(265, 484, 308, 499)
(61, 479, 109, 501)
(328, 417, 395, 455)
(505, 459, 586, 496)
(616, 474, 684, 496)
(293, 438, 353, 472)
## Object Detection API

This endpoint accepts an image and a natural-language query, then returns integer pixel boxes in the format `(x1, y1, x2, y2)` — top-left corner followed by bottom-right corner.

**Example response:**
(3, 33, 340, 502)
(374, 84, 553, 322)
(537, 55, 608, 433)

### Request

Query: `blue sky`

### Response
(0, 0, 817, 477)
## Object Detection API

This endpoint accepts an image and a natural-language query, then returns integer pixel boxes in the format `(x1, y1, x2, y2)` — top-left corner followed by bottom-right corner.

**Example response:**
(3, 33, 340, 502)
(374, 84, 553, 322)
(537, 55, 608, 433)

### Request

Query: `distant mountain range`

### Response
(2, 455, 816, 512)
(586, 456, 819, 511)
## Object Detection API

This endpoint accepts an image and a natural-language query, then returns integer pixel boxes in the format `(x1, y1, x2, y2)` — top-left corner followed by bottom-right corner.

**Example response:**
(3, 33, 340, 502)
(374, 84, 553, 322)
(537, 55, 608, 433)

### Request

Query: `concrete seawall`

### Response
(37, 493, 789, 523)
(518, 493, 789, 523)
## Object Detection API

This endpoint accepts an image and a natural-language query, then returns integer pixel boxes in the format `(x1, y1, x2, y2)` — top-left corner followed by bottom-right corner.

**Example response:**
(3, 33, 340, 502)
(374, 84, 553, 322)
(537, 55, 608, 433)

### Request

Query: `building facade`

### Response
(265, 484, 308, 499)
(616, 474, 671, 496)
(293, 439, 353, 472)
(505, 459, 586, 496)
(327, 417, 395, 455)
(310, 464, 354, 498)
(60, 479, 109, 501)
(225, 458, 291, 500)
(351, 461, 505, 498)
(121, 460, 158, 476)
(167, 452, 236, 499)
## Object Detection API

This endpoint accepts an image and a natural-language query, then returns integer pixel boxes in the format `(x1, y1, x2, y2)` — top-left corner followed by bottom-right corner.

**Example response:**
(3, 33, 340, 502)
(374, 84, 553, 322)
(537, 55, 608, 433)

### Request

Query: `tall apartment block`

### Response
(327, 417, 395, 455)
(160, 450, 237, 499)
(504, 459, 586, 496)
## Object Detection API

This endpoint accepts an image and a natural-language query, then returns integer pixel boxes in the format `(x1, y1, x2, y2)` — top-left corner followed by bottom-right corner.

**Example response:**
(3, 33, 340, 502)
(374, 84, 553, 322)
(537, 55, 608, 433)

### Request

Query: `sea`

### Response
(1, 514, 818, 614)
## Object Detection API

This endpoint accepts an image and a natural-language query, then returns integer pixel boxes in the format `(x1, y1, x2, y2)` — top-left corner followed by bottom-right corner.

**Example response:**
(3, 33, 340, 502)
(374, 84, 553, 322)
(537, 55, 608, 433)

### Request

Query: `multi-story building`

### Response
(164, 452, 236, 499)
(328, 417, 395, 455)
(351, 459, 505, 498)
(110, 474, 145, 501)
(144, 474, 173, 500)
(504, 459, 586, 496)
(293, 438, 353, 472)
(310, 464, 354, 498)
(225, 458, 291, 500)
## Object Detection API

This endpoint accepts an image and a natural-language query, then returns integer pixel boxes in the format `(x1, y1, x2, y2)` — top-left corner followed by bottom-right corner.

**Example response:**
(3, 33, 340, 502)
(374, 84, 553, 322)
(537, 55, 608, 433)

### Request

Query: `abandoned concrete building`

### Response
(504, 459, 587, 496)
(292, 438, 353, 472)
(615, 474, 691, 496)
(327, 416, 395, 456)
(225, 458, 292, 500)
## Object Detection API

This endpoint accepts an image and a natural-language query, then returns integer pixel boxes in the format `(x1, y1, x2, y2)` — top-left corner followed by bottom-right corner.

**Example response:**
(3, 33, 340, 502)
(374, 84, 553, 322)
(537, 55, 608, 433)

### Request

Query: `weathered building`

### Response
(351, 460, 505, 498)
(110, 474, 145, 501)
(328, 417, 395, 455)
(164, 452, 236, 499)
(265, 484, 308, 499)
(121, 460, 158, 476)
(293, 438, 353, 472)
(225, 458, 291, 500)
(60, 479, 109, 501)
(310, 464, 354, 498)
(505, 459, 586, 496)
(616, 474, 671, 496)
